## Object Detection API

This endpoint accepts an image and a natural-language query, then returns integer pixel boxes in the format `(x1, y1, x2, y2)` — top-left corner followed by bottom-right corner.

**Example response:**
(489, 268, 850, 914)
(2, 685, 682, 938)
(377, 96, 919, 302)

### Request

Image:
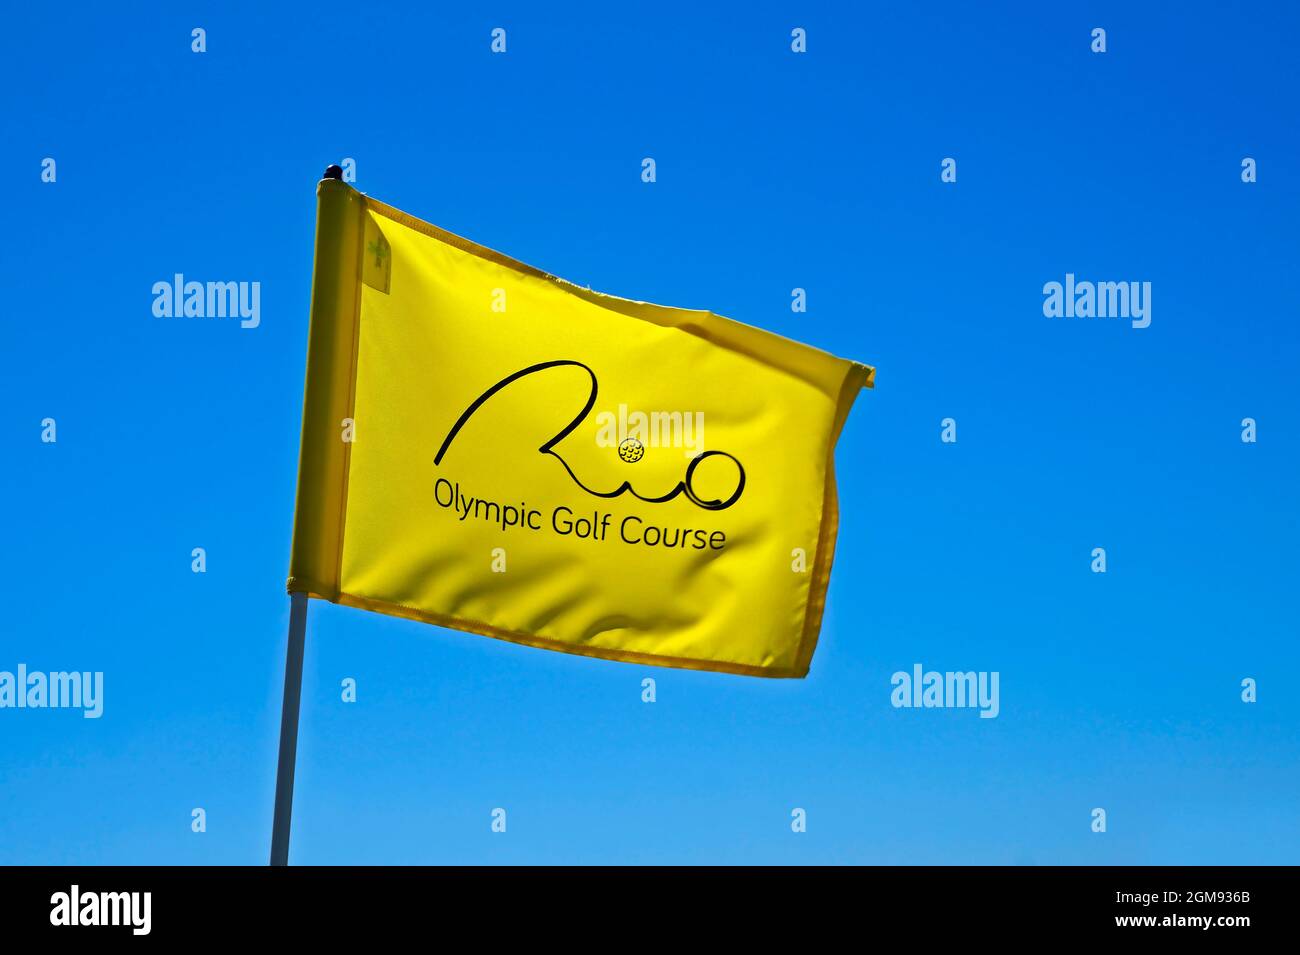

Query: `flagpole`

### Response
(270, 163, 347, 866)
(270, 590, 310, 865)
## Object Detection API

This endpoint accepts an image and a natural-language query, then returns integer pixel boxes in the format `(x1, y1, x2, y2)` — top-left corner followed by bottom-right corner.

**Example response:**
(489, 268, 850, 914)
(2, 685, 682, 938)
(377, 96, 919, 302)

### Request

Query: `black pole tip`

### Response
(322, 164, 344, 181)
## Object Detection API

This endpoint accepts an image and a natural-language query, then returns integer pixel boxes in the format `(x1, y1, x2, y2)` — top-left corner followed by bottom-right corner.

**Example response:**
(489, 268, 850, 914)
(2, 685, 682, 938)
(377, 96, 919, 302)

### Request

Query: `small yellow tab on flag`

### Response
(361, 215, 390, 293)
(288, 179, 874, 678)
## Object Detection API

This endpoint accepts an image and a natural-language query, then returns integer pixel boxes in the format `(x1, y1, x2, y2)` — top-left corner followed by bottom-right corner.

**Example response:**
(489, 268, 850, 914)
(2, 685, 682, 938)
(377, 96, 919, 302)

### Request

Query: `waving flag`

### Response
(287, 177, 873, 677)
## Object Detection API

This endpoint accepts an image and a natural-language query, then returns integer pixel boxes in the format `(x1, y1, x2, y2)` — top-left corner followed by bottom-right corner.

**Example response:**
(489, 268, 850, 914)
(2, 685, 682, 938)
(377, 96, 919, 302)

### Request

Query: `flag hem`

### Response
(326, 589, 810, 678)
(793, 361, 871, 674)
(286, 179, 366, 601)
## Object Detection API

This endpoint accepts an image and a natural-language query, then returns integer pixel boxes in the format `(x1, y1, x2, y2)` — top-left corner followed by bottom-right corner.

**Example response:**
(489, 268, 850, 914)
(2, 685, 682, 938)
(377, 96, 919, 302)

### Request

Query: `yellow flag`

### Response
(288, 178, 874, 678)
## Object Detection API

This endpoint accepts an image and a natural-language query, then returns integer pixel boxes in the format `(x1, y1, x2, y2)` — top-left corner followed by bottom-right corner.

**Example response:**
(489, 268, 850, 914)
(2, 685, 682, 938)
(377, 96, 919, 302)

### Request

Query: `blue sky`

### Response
(1, 1, 1297, 864)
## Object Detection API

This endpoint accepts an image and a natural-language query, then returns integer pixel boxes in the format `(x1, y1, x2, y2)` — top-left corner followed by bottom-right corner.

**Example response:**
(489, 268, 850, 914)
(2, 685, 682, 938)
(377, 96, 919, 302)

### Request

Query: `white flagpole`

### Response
(270, 591, 309, 865)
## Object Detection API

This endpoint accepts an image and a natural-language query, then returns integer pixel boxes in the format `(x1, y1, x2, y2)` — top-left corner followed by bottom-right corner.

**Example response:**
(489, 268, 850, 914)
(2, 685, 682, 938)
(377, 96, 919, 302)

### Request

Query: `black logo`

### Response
(434, 360, 746, 511)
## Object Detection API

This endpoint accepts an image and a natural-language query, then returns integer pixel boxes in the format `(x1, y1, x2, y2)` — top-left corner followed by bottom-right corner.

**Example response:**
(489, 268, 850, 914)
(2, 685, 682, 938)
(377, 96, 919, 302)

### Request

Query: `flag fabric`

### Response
(288, 178, 874, 678)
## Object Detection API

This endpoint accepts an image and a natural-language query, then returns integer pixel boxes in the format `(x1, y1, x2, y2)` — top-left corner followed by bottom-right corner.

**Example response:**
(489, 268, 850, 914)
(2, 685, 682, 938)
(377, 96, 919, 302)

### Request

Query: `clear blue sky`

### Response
(2, 1, 1297, 864)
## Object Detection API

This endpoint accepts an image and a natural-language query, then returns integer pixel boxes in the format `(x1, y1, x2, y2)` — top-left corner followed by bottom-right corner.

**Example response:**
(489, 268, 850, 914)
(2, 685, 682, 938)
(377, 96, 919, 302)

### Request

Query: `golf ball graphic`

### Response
(618, 438, 645, 463)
